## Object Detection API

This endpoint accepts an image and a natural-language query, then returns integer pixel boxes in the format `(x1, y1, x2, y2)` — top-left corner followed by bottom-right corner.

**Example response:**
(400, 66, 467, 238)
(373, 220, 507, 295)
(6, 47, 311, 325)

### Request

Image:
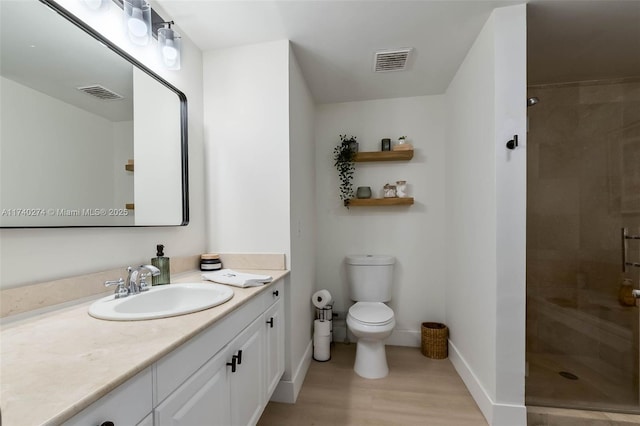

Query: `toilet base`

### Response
(354, 338, 389, 379)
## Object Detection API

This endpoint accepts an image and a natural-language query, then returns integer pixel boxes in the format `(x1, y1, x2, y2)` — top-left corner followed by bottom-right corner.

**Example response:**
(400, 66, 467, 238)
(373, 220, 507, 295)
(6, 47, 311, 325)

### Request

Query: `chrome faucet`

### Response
(127, 264, 161, 295)
(104, 264, 161, 298)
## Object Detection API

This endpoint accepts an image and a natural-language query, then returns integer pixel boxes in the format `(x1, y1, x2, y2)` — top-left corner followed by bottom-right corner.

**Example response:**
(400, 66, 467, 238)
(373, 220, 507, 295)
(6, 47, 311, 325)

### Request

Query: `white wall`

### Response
(0, 1, 205, 288)
(445, 5, 526, 425)
(133, 68, 183, 225)
(0, 77, 118, 226)
(315, 96, 447, 345)
(284, 45, 316, 400)
(203, 40, 291, 259)
(203, 40, 316, 402)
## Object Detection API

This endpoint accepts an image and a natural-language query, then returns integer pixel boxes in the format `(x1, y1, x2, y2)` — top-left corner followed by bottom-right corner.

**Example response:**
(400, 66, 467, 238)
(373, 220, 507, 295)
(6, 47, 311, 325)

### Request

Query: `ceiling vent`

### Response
(77, 85, 123, 101)
(373, 48, 413, 73)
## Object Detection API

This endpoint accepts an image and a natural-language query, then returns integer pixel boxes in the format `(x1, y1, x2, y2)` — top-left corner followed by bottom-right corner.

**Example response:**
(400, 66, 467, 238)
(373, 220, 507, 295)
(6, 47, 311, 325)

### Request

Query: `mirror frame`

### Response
(1, 0, 189, 228)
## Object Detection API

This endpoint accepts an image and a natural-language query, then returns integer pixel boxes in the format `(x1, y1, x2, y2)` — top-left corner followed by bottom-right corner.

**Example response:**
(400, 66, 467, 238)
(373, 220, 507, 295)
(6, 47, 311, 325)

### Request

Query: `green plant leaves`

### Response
(334, 136, 356, 204)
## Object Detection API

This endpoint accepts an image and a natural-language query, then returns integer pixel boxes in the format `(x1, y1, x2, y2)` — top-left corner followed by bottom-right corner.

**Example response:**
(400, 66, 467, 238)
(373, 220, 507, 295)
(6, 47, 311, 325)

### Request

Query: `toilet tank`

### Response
(346, 255, 395, 302)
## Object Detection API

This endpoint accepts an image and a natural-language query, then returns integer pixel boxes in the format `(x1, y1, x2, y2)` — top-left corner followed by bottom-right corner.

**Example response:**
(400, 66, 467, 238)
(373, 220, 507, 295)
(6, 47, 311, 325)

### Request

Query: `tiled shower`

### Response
(526, 79, 640, 412)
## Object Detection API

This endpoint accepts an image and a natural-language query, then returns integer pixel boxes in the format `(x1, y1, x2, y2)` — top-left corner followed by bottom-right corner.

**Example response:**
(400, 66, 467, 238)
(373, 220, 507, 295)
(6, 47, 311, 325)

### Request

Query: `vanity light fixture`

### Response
(123, 0, 151, 45)
(157, 21, 181, 70)
(83, 0, 109, 11)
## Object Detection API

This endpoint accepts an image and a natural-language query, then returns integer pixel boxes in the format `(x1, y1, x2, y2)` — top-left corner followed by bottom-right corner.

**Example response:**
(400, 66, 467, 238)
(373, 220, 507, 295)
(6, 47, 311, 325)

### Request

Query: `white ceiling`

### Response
(157, 0, 640, 102)
(156, 0, 521, 104)
(4, 0, 638, 113)
(0, 0, 133, 122)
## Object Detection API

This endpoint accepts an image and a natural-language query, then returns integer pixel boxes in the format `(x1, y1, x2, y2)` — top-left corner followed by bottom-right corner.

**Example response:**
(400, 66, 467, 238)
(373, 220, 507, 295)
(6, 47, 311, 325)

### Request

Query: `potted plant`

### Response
(334, 135, 357, 206)
(398, 135, 407, 144)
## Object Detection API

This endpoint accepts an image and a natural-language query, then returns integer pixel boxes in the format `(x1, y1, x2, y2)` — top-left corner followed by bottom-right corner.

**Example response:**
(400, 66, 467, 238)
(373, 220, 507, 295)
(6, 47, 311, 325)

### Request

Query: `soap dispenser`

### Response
(151, 244, 170, 285)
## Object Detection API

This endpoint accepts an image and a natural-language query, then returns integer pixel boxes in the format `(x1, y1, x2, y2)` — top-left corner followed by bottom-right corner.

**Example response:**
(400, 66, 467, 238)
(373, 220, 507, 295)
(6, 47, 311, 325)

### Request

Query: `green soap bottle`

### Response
(151, 244, 170, 285)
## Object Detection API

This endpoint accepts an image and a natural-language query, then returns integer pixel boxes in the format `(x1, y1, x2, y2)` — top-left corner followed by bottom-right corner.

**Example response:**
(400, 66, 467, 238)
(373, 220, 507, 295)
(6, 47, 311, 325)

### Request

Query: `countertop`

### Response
(0, 269, 289, 426)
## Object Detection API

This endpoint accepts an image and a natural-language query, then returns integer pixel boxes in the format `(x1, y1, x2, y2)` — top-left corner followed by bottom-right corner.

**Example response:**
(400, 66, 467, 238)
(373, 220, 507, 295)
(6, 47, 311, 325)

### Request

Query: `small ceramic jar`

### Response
(396, 180, 407, 197)
(200, 253, 222, 271)
(356, 186, 372, 199)
(383, 184, 397, 198)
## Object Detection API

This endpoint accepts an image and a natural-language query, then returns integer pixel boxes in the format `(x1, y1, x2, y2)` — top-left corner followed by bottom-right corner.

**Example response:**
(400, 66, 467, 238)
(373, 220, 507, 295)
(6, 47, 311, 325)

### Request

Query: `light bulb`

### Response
(163, 40, 178, 62)
(127, 8, 148, 38)
(158, 26, 181, 70)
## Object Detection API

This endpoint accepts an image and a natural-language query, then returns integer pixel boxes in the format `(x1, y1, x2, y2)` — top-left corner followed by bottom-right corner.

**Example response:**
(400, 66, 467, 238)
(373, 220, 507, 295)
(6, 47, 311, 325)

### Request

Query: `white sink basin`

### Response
(89, 283, 234, 321)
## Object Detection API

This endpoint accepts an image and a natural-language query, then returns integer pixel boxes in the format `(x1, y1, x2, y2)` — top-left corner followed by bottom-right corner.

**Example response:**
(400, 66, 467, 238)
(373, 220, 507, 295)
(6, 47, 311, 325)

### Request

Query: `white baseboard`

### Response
(270, 339, 313, 404)
(448, 340, 526, 426)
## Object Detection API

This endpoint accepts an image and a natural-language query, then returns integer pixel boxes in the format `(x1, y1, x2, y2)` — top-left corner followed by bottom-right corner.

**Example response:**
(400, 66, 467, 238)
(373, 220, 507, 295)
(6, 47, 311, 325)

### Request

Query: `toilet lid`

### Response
(349, 302, 394, 324)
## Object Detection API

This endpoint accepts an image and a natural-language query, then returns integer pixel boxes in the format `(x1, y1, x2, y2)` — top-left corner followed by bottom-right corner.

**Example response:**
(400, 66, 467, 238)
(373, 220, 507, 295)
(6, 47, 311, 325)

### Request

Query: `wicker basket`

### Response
(421, 322, 448, 359)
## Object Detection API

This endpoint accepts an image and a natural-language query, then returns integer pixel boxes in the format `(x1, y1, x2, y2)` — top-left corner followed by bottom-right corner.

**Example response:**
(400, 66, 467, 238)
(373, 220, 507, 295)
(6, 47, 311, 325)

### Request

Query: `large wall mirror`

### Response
(0, 0, 188, 227)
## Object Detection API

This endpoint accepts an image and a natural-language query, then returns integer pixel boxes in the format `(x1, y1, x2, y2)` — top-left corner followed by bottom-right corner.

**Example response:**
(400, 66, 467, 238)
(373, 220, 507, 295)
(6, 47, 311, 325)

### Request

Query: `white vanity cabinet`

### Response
(156, 281, 283, 426)
(64, 280, 285, 426)
(156, 313, 268, 426)
(154, 282, 284, 426)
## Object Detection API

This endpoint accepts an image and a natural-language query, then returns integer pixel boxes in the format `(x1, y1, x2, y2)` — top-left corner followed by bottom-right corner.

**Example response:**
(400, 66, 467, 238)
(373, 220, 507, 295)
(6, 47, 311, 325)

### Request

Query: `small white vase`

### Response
(396, 180, 407, 197)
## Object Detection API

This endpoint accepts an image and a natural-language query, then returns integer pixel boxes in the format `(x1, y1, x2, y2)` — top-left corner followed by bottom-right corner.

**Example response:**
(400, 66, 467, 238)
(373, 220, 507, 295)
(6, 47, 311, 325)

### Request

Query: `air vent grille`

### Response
(77, 85, 123, 100)
(374, 48, 413, 72)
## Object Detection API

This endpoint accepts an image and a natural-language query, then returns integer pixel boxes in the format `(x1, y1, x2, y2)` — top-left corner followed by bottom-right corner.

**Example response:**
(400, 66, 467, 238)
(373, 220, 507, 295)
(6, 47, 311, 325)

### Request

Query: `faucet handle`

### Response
(105, 278, 128, 298)
(105, 278, 125, 287)
(139, 274, 151, 292)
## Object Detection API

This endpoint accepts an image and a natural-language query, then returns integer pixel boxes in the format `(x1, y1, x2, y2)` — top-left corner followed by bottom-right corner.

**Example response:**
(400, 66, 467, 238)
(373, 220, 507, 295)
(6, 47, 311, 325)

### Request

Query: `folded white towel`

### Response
(202, 269, 273, 288)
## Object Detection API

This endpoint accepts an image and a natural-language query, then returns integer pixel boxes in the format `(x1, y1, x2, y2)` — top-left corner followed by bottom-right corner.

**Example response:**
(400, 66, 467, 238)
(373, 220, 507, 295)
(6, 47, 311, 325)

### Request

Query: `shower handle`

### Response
(620, 227, 640, 272)
(622, 227, 628, 272)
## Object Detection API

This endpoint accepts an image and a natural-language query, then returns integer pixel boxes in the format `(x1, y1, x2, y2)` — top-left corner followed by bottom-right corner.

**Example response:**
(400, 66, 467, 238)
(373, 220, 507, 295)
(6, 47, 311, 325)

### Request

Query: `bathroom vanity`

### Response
(0, 270, 287, 426)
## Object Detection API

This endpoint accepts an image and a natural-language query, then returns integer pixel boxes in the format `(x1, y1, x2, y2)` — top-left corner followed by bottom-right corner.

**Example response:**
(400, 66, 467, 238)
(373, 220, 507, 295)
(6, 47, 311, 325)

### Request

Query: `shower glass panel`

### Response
(526, 78, 640, 412)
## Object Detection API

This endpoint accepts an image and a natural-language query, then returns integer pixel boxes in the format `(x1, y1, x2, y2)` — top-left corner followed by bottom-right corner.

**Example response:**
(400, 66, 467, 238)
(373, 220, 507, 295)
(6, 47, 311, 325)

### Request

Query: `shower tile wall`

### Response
(527, 79, 640, 407)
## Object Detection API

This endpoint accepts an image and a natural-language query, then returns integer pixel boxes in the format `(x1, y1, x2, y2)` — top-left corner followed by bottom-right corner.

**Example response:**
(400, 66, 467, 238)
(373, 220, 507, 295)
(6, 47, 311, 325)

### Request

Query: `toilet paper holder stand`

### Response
(316, 305, 333, 322)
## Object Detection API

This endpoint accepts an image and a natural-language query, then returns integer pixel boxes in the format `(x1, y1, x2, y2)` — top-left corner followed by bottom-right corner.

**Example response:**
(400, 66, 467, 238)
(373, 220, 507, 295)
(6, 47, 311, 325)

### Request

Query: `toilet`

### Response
(345, 254, 396, 379)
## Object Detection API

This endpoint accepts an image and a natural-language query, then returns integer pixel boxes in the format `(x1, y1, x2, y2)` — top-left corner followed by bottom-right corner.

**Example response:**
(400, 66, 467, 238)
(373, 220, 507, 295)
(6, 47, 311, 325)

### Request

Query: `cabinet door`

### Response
(155, 348, 231, 426)
(229, 316, 264, 426)
(264, 299, 285, 397)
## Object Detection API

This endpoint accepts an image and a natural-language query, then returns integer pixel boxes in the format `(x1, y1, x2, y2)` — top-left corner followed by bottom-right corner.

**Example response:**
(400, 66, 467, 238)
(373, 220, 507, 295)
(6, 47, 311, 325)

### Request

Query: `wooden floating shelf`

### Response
(353, 150, 413, 162)
(125, 160, 134, 172)
(125, 203, 135, 210)
(348, 197, 414, 207)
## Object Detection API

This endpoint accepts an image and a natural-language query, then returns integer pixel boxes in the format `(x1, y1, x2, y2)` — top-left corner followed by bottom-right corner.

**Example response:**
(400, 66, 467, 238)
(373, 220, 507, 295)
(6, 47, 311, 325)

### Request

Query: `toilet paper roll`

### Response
(313, 334, 331, 361)
(312, 289, 333, 308)
(314, 319, 331, 337)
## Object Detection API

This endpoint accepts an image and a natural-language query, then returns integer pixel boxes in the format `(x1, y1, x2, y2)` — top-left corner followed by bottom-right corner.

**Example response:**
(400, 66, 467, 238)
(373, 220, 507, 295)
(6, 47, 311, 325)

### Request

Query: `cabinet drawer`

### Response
(261, 280, 284, 310)
(63, 368, 152, 426)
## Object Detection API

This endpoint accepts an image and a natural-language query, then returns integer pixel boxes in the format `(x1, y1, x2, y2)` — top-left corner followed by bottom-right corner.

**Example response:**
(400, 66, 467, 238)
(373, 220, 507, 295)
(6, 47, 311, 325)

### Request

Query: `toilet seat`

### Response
(348, 302, 394, 326)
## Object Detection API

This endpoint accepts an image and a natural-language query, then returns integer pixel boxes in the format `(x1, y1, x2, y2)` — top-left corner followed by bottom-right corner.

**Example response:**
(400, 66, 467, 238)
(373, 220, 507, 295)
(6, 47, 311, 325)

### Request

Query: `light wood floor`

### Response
(258, 343, 488, 426)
